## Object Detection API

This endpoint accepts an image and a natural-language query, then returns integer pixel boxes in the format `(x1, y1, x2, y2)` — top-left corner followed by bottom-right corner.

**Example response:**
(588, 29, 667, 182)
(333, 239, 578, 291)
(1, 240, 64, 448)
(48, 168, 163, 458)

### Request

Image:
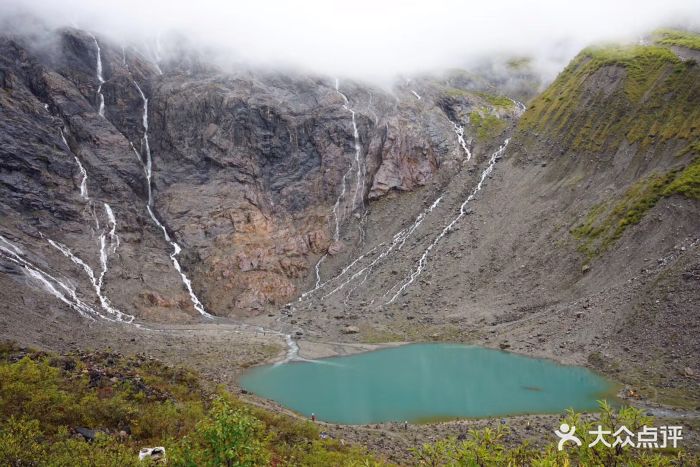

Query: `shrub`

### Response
(411, 401, 696, 466)
(168, 399, 269, 467)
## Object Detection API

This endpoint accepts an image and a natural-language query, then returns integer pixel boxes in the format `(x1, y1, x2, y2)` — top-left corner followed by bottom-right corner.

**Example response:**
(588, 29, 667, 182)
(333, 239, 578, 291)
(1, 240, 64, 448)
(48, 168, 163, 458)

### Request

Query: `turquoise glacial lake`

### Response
(239, 343, 615, 424)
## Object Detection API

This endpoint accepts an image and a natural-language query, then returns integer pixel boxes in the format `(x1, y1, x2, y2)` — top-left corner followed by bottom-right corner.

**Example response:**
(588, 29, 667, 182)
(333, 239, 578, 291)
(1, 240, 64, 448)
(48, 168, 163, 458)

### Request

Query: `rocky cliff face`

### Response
(281, 37, 699, 409)
(0, 24, 520, 321)
(1, 18, 698, 416)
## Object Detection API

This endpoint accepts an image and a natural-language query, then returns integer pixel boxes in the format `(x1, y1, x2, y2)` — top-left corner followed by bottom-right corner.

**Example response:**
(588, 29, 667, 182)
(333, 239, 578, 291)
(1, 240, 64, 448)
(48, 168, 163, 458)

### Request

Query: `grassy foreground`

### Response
(0, 342, 696, 466)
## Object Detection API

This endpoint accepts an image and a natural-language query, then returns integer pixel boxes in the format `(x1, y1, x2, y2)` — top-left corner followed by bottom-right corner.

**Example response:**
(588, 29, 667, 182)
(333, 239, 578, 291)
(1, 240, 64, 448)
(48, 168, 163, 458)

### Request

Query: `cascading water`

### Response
(88, 33, 106, 117)
(320, 195, 443, 300)
(330, 78, 356, 243)
(146, 35, 164, 75)
(295, 114, 493, 305)
(0, 235, 97, 321)
(132, 80, 213, 319)
(411, 90, 422, 100)
(450, 120, 472, 160)
(314, 254, 327, 289)
(104, 203, 120, 253)
(385, 139, 510, 303)
(60, 128, 101, 229)
(337, 80, 367, 242)
(48, 227, 134, 323)
(509, 98, 527, 114)
(299, 79, 366, 298)
(60, 129, 89, 199)
(296, 192, 443, 304)
(298, 244, 381, 301)
(342, 93, 365, 213)
(56, 126, 131, 322)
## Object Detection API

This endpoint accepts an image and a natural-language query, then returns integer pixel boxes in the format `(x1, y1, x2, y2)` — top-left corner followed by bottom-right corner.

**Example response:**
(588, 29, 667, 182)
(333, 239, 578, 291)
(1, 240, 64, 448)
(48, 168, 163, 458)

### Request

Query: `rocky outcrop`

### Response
(283, 40, 698, 410)
(0, 24, 518, 320)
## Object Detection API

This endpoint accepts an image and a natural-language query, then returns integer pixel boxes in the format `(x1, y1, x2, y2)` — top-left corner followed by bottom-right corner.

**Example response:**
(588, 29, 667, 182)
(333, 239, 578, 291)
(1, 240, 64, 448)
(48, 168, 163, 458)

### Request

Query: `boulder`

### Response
(139, 447, 166, 461)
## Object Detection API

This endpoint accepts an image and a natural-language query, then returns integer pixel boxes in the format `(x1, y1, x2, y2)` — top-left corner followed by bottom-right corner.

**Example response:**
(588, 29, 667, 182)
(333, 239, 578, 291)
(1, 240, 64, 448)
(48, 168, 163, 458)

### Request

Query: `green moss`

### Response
(569, 45, 681, 104)
(654, 28, 700, 51)
(662, 157, 700, 199)
(441, 88, 515, 110)
(474, 91, 515, 109)
(469, 108, 507, 140)
(572, 158, 699, 257)
(679, 140, 700, 157)
(518, 41, 700, 155)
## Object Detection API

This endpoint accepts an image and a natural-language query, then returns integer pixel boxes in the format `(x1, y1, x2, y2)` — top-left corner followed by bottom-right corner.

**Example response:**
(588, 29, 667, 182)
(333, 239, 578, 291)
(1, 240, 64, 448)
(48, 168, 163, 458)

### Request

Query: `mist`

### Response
(2, 0, 700, 84)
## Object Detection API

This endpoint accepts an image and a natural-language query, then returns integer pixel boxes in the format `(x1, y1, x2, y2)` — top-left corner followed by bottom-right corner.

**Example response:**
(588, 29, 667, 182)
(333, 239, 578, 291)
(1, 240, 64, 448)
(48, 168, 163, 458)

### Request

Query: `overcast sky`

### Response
(3, 0, 700, 82)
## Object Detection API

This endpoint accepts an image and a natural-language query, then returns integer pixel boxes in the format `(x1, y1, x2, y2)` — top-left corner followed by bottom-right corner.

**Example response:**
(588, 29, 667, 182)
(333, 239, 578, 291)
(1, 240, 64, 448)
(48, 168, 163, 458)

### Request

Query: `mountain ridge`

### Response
(0, 23, 698, 454)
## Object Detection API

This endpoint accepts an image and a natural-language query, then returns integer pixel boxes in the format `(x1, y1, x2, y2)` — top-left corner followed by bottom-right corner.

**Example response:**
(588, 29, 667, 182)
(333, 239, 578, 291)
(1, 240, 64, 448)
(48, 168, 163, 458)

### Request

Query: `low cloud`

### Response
(2, 0, 699, 84)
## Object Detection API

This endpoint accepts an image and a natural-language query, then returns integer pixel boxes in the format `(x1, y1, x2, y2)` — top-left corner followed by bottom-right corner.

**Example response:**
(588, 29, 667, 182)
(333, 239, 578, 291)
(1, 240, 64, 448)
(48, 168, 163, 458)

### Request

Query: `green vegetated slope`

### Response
(1, 343, 696, 466)
(0, 343, 377, 466)
(469, 108, 508, 141)
(517, 31, 700, 258)
(440, 88, 513, 141)
(654, 29, 700, 51)
(518, 42, 699, 154)
(572, 157, 699, 258)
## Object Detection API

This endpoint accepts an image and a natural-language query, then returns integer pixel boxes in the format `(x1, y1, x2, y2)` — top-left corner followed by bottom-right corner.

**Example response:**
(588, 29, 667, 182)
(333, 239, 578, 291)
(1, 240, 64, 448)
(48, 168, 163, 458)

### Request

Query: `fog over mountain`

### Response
(1, 0, 700, 461)
(3, 0, 699, 83)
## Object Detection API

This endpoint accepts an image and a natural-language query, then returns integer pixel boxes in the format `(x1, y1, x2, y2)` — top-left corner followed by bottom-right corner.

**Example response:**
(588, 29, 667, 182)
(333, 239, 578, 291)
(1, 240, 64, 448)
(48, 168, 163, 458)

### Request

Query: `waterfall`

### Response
(145, 35, 164, 75)
(60, 129, 89, 199)
(331, 79, 366, 237)
(411, 90, 422, 100)
(330, 79, 355, 243)
(0, 235, 98, 321)
(450, 121, 472, 161)
(509, 98, 527, 114)
(88, 34, 106, 117)
(314, 254, 327, 289)
(48, 227, 134, 323)
(385, 139, 510, 303)
(132, 80, 213, 319)
(340, 88, 365, 213)
(295, 112, 494, 305)
(153, 34, 164, 75)
(320, 195, 443, 300)
(298, 244, 380, 301)
(56, 125, 130, 321)
(299, 79, 367, 298)
(60, 128, 100, 229)
(297, 192, 443, 303)
(104, 203, 120, 253)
